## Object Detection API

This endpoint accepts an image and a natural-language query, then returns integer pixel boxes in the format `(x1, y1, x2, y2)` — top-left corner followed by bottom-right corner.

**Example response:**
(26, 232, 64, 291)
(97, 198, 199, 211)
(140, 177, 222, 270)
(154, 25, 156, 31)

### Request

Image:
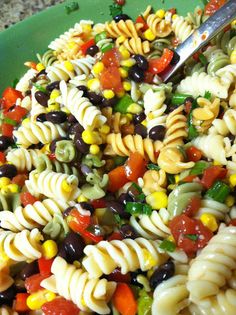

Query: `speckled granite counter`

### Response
(0, 0, 64, 31)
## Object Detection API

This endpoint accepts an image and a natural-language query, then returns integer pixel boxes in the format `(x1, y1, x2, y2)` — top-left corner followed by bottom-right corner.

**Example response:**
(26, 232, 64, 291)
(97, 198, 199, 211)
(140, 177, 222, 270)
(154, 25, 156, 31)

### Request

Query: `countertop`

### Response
(1, 0, 64, 31)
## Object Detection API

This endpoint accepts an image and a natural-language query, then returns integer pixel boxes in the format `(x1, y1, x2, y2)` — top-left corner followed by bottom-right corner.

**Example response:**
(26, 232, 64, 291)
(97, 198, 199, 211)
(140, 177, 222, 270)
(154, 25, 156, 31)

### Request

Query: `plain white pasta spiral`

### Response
(15, 68, 37, 94)
(0, 198, 70, 232)
(16, 95, 31, 111)
(143, 89, 167, 132)
(71, 56, 95, 75)
(209, 109, 236, 136)
(59, 80, 106, 129)
(216, 64, 236, 86)
(152, 275, 189, 315)
(172, 15, 194, 42)
(41, 257, 116, 314)
(26, 169, 80, 202)
(0, 306, 18, 315)
(187, 226, 236, 303)
(177, 72, 229, 98)
(0, 228, 43, 262)
(195, 199, 229, 220)
(6, 148, 41, 172)
(83, 238, 169, 278)
(130, 208, 170, 239)
(13, 121, 66, 148)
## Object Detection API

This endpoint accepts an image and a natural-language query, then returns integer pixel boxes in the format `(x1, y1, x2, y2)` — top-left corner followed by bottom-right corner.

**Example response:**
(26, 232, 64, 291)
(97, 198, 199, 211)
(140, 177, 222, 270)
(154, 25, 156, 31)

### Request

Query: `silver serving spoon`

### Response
(161, 0, 236, 82)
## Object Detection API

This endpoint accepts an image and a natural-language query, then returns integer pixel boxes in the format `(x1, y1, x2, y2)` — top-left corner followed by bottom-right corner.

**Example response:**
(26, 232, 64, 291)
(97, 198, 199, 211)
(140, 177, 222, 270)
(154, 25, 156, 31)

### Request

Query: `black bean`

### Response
(36, 113, 47, 122)
(74, 133, 89, 154)
(0, 164, 17, 179)
(149, 260, 175, 290)
(80, 202, 95, 214)
(165, 104, 177, 114)
(228, 134, 236, 145)
(184, 97, 194, 104)
(120, 224, 138, 239)
(46, 111, 67, 124)
(46, 81, 60, 92)
(63, 232, 86, 263)
(49, 137, 68, 153)
(106, 200, 129, 219)
(101, 96, 118, 107)
(0, 136, 12, 151)
(149, 125, 166, 141)
(20, 261, 39, 280)
(134, 124, 147, 138)
(118, 193, 133, 205)
(57, 245, 68, 260)
(130, 270, 145, 287)
(114, 14, 131, 22)
(36, 69, 46, 77)
(134, 55, 148, 71)
(87, 92, 103, 105)
(67, 114, 77, 124)
(77, 85, 88, 96)
(86, 45, 99, 56)
(25, 90, 31, 96)
(0, 285, 16, 306)
(81, 164, 92, 176)
(133, 112, 146, 125)
(34, 91, 49, 107)
(128, 65, 145, 83)
(69, 123, 84, 136)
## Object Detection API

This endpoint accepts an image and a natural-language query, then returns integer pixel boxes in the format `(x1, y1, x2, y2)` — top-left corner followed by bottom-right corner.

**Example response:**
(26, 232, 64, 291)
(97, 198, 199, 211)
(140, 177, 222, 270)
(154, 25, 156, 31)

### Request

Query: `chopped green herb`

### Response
(12, 78, 19, 89)
(65, 2, 79, 14)
(114, 214, 121, 225)
(32, 83, 48, 94)
(114, 156, 127, 166)
(171, 93, 191, 105)
(204, 91, 212, 100)
(147, 164, 160, 171)
(205, 180, 230, 203)
(136, 193, 146, 202)
(130, 182, 142, 194)
(125, 202, 152, 216)
(199, 53, 208, 66)
(167, 174, 175, 185)
(159, 239, 176, 252)
(190, 161, 209, 175)
(114, 94, 133, 114)
(101, 43, 114, 53)
(3, 118, 17, 126)
(177, 146, 187, 159)
(187, 99, 199, 140)
(185, 234, 198, 241)
(109, 3, 123, 18)
(142, 204, 152, 216)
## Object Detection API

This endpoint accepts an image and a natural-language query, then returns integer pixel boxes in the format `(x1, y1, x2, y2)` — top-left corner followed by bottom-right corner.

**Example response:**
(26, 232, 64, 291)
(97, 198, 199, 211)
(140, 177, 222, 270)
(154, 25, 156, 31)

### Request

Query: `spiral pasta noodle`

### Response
(0, 198, 70, 232)
(0, 228, 43, 262)
(147, 14, 172, 38)
(15, 68, 37, 94)
(0, 191, 21, 212)
(41, 257, 116, 314)
(187, 226, 236, 303)
(0, 306, 18, 315)
(105, 20, 142, 38)
(209, 108, 236, 136)
(216, 64, 236, 86)
(13, 121, 66, 148)
(36, 50, 57, 67)
(172, 15, 194, 43)
(6, 148, 41, 172)
(104, 133, 163, 163)
(121, 37, 150, 55)
(195, 198, 229, 221)
(140, 169, 167, 195)
(59, 80, 106, 130)
(26, 169, 80, 202)
(203, 46, 230, 75)
(101, 107, 130, 134)
(213, 29, 236, 56)
(149, 38, 171, 59)
(185, 6, 204, 28)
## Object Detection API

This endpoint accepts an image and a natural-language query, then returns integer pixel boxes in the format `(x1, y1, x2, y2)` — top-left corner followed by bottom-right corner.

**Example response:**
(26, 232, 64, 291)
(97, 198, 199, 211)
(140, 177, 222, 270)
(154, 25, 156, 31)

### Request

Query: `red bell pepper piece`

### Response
(186, 146, 202, 162)
(107, 165, 129, 192)
(124, 152, 147, 181)
(14, 293, 30, 312)
(20, 192, 38, 207)
(25, 273, 49, 294)
(1, 123, 14, 137)
(12, 174, 28, 187)
(4, 106, 28, 123)
(136, 15, 149, 31)
(148, 48, 174, 74)
(112, 283, 137, 315)
(1, 87, 23, 110)
(0, 152, 6, 163)
(38, 257, 54, 276)
(201, 166, 227, 189)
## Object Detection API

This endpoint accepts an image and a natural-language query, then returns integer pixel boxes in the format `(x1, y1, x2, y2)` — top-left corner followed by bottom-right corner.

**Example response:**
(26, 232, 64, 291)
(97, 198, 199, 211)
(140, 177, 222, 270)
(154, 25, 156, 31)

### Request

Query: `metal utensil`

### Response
(161, 0, 236, 82)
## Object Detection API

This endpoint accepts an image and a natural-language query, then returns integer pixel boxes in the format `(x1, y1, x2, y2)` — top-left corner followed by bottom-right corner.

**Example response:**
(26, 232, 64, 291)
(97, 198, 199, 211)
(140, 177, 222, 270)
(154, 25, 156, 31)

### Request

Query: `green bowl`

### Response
(0, 0, 202, 93)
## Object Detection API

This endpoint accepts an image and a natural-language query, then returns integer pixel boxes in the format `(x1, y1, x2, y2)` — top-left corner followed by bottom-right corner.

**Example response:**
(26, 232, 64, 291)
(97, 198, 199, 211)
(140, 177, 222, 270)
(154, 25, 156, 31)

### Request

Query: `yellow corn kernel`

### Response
(231, 20, 236, 28)
(47, 103, 60, 112)
(99, 124, 110, 135)
(87, 78, 100, 91)
(61, 106, 71, 114)
(42, 240, 58, 259)
(67, 41, 76, 49)
(27, 290, 56, 310)
(62, 180, 73, 193)
(167, 235, 176, 243)
(93, 62, 105, 75)
(0, 177, 11, 189)
(213, 160, 222, 166)
(123, 81, 131, 91)
(103, 89, 115, 99)
(77, 194, 88, 202)
(142, 249, 157, 269)
(7, 184, 19, 193)
(175, 175, 180, 183)
(172, 14, 178, 20)
(120, 58, 136, 68)
(36, 63, 45, 72)
(144, 28, 155, 41)
(119, 45, 130, 59)
(89, 144, 100, 155)
(126, 113, 133, 121)
(146, 191, 168, 210)
(50, 89, 60, 100)
(156, 9, 165, 19)
(200, 213, 218, 232)
(22, 117, 30, 127)
(64, 61, 74, 72)
(82, 129, 102, 145)
(117, 36, 126, 45)
(226, 195, 235, 207)
(1, 187, 10, 194)
(229, 174, 236, 187)
(40, 144, 50, 154)
(127, 103, 143, 114)
(119, 67, 128, 78)
(82, 24, 92, 33)
(230, 50, 236, 64)
(141, 119, 147, 127)
(147, 268, 155, 279)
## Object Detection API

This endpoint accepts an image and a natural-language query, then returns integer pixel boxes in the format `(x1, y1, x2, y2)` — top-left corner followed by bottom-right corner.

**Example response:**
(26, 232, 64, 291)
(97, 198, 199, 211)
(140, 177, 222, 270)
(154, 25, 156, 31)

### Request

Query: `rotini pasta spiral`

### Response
(139, 169, 167, 195)
(6, 148, 41, 172)
(0, 198, 70, 232)
(195, 198, 229, 220)
(0, 192, 21, 212)
(121, 37, 150, 55)
(101, 107, 130, 134)
(0, 228, 43, 262)
(36, 50, 57, 67)
(203, 46, 230, 75)
(15, 68, 37, 94)
(13, 121, 66, 148)
(216, 64, 236, 86)
(82, 237, 169, 278)
(209, 108, 236, 136)
(15, 95, 32, 111)
(172, 15, 194, 42)
(0, 306, 18, 315)
(104, 133, 163, 163)
(147, 15, 172, 38)
(58, 80, 106, 130)
(213, 29, 236, 56)
(25, 169, 80, 202)
(187, 226, 236, 303)
(185, 6, 204, 28)
(105, 20, 142, 38)
(149, 38, 171, 59)
(41, 256, 116, 314)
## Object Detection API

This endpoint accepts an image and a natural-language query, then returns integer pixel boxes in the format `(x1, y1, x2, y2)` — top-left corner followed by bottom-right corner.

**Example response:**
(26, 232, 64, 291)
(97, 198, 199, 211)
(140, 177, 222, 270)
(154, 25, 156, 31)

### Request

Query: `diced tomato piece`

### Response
(107, 268, 131, 283)
(100, 66, 123, 93)
(48, 153, 56, 160)
(186, 146, 202, 162)
(4, 106, 28, 123)
(182, 175, 198, 183)
(80, 38, 96, 55)
(113, 283, 137, 315)
(192, 52, 200, 61)
(116, 0, 125, 5)
(1, 123, 14, 137)
(148, 48, 174, 74)
(108, 166, 129, 192)
(229, 219, 236, 226)
(184, 196, 201, 217)
(42, 297, 80, 315)
(12, 174, 28, 187)
(185, 100, 193, 115)
(25, 273, 49, 294)
(2, 87, 23, 110)
(14, 293, 30, 312)
(201, 166, 227, 189)
(68, 209, 91, 233)
(91, 198, 106, 209)
(0, 152, 6, 163)
(107, 231, 123, 241)
(38, 258, 54, 276)
(205, 0, 225, 15)
(102, 48, 121, 67)
(20, 192, 38, 207)
(144, 71, 154, 83)
(136, 15, 149, 31)
(82, 229, 103, 243)
(124, 152, 147, 181)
